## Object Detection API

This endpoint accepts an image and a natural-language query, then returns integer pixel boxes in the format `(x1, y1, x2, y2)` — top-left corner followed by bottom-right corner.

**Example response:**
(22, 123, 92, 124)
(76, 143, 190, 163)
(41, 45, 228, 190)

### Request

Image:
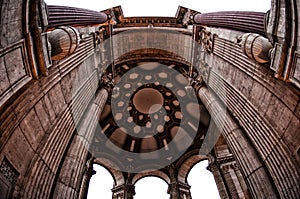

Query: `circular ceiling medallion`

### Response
(95, 61, 207, 173)
(133, 88, 164, 114)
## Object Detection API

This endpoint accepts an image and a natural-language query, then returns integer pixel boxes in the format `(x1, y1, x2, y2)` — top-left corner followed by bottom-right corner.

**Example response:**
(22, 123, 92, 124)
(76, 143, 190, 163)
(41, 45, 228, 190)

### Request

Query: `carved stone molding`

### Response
(289, 52, 300, 88)
(0, 40, 32, 108)
(47, 26, 80, 61)
(200, 29, 215, 54)
(0, 158, 19, 199)
(240, 33, 273, 64)
(270, 42, 284, 76)
(0, 158, 19, 185)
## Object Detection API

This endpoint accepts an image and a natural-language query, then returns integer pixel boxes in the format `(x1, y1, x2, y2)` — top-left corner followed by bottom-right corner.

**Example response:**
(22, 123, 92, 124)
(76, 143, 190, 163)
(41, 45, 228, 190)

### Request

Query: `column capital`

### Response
(85, 157, 96, 177)
(168, 182, 191, 199)
(112, 184, 135, 199)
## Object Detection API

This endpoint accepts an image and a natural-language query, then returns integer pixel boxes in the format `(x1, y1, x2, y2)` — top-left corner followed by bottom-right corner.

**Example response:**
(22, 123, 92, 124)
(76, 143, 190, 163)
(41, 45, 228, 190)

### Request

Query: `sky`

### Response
(44, 0, 271, 198)
(45, 0, 271, 16)
(87, 160, 219, 199)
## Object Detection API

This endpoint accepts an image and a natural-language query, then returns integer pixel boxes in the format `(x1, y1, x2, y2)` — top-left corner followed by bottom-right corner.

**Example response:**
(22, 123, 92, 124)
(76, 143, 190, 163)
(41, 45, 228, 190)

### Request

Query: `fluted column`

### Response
(112, 184, 135, 199)
(168, 183, 180, 199)
(78, 156, 96, 199)
(209, 143, 251, 199)
(167, 165, 192, 199)
(198, 86, 277, 199)
(219, 159, 246, 198)
(168, 164, 180, 199)
(47, 5, 108, 29)
(193, 11, 265, 36)
(234, 163, 251, 199)
(53, 88, 109, 198)
(168, 182, 192, 199)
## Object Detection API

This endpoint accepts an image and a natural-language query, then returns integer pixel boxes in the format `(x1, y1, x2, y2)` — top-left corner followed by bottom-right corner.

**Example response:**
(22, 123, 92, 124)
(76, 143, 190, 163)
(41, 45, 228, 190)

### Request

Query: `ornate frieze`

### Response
(240, 33, 273, 64)
(199, 29, 215, 54)
(0, 158, 19, 184)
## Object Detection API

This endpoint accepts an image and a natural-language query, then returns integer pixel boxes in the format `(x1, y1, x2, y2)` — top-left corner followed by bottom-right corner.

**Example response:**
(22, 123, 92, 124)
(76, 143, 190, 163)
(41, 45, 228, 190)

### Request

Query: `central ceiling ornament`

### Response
(133, 88, 164, 114)
(96, 61, 205, 173)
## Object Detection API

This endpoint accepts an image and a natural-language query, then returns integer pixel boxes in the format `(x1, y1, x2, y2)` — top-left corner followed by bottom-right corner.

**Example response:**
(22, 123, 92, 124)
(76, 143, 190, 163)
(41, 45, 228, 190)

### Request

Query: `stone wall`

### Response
(0, 0, 23, 48)
(197, 25, 300, 198)
(0, 20, 103, 198)
(0, 0, 32, 109)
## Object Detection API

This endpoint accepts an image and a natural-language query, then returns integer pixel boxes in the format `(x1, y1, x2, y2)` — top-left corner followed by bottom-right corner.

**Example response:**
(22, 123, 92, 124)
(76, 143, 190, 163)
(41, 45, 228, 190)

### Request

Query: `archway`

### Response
(188, 160, 220, 199)
(87, 164, 115, 199)
(135, 176, 169, 199)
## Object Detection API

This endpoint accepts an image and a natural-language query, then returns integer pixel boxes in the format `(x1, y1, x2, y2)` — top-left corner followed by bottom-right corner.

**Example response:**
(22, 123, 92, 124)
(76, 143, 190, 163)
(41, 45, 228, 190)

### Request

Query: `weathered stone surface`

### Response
(4, 47, 26, 86)
(233, 70, 254, 98)
(47, 83, 67, 115)
(34, 98, 51, 132)
(60, 69, 76, 104)
(12, 81, 42, 121)
(265, 95, 294, 136)
(249, 81, 272, 115)
(19, 109, 45, 151)
(0, 0, 23, 48)
(283, 115, 300, 158)
(0, 56, 10, 94)
(43, 94, 57, 123)
(2, 127, 35, 173)
(295, 100, 300, 119)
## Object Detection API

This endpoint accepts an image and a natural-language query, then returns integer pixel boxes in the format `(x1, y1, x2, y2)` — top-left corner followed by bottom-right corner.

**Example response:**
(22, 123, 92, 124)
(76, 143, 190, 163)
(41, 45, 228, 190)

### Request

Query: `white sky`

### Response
(45, 0, 271, 16)
(87, 160, 219, 199)
(45, 0, 271, 198)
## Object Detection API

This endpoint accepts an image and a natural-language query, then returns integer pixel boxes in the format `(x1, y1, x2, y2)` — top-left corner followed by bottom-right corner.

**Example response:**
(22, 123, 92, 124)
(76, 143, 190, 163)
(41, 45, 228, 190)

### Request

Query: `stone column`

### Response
(168, 182, 192, 199)
(168, 182, 180, 199)
(112, 184, 135, 199)
(207, 159, 229, 199)
(178, 183, 192, 199)
(53, 88, 109, 198)
(219, 158, 246, 198)
(198, 86, 277, 199)
(234, 165, 251, 199)
(78, 156, 96, 199)
(168, 164, 180, 199)
(167, 165, 192, 199)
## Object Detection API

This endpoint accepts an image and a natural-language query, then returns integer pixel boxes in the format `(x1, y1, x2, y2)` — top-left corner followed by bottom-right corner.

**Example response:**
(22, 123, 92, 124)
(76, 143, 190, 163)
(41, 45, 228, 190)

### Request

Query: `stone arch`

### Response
(132, 170, 171, 185)
(104, 28, 198, 68)
(177, 151, 207, 183)
(94, 157, 125, 186)
(133, 175, 170, 199)
(114, 48, 191, 67)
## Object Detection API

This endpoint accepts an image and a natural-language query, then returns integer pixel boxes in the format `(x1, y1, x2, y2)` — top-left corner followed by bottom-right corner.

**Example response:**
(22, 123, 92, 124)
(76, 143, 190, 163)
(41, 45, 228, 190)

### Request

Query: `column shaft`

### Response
(112, 184, 135, 199)
(53, 89, 109, 199)
(198, 86, 277, 199)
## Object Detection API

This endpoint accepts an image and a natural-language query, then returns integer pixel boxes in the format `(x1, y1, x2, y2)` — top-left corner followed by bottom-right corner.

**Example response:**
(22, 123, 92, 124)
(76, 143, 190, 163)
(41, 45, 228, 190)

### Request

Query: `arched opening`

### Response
(188, 160, 220, 199)
(87, 164, 115, 199)
(135, 176, 169, 199)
